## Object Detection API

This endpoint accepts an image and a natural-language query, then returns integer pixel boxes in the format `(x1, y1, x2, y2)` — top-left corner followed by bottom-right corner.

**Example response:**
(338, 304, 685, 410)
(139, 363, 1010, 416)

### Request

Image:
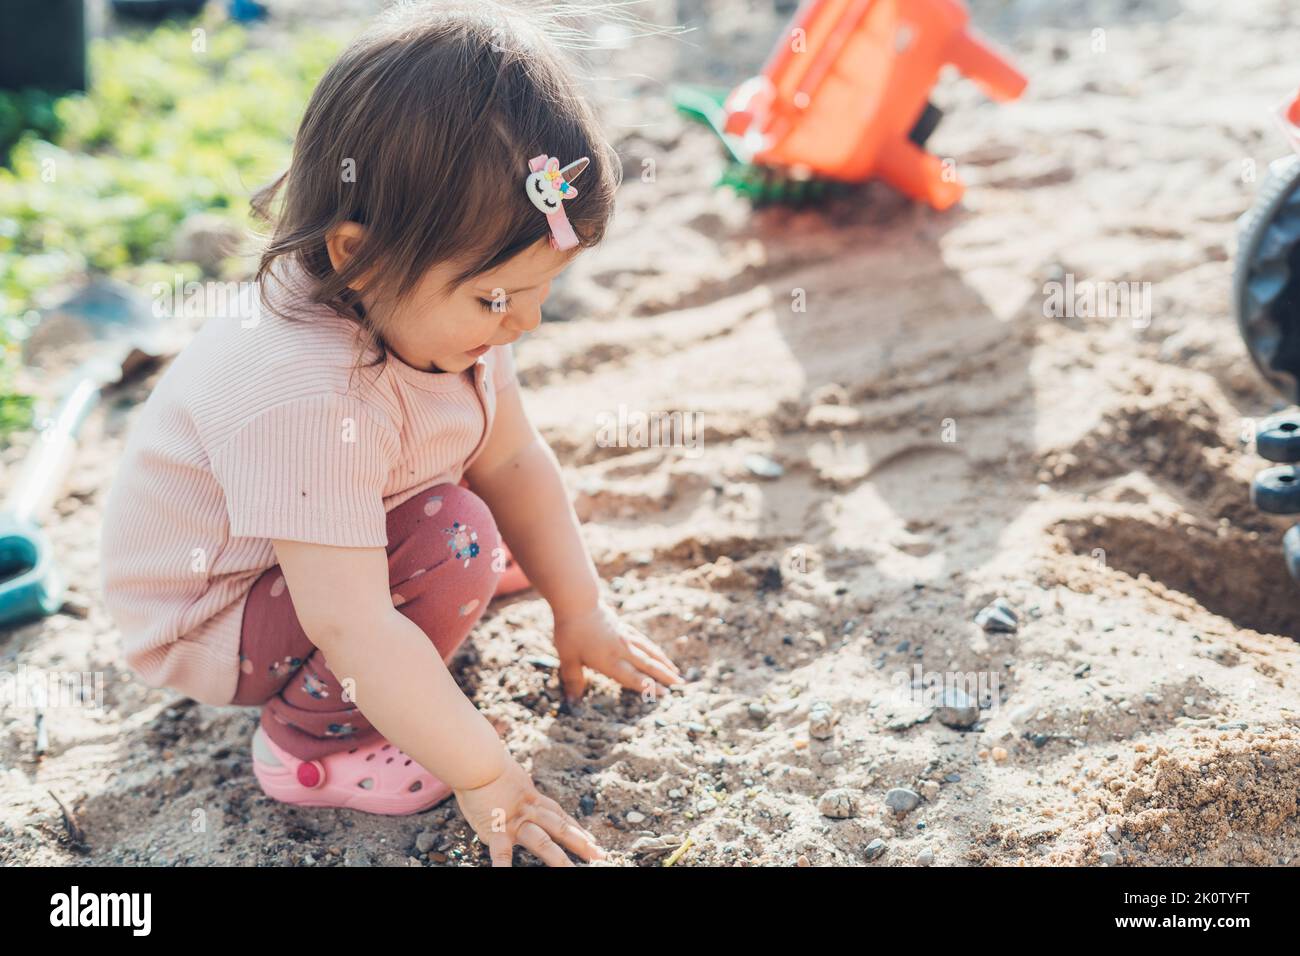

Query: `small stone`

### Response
(935, 686, 979, 729)
(975, 598, 1019, 634)
(744, 453, 784, 479)
(748, 702, 768, 721)
(668, 788, 684, 799)
(864, 838, 887, 860)
(809, 701, 837, 739)
(991, 747, 1009, 763)
(626, 811, 646, 825)
(796, 854, 810, 867)
(415, 830, 438, 854)
(524, 654, 561, 669)
(302, 854, 316, 866)
(579, 795, 596, 816)
(885, 787, 922, 814)
(819, 749, 844, 766)
(696, 797, 718, 813)
(944, 772, 962, 783)
(1217, 721, 1248, 730)
(1106, 825, 1122, 844)
(1100, 851, 1119, 866)
(817, 788, 860, 819)
(915, 848, 934, 866)
(919, 781, 940, 800)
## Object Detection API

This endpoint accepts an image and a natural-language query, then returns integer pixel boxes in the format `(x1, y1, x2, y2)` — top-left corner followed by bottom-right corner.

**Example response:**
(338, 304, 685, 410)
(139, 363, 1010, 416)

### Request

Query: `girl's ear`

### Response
(325, 221, 371, 289)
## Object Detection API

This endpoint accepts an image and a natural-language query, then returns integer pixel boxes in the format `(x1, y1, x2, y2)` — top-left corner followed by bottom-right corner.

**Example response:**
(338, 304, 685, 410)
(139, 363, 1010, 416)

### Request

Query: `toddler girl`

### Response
(100, 0, 682, 867)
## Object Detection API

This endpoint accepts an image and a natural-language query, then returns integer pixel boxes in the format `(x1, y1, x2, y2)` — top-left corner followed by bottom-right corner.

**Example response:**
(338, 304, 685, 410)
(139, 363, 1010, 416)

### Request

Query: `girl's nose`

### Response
(505, 304, 542, 333)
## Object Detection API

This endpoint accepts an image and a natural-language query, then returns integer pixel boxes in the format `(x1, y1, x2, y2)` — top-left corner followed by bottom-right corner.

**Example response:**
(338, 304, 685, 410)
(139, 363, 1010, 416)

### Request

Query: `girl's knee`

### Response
(388, 481, 502, 581)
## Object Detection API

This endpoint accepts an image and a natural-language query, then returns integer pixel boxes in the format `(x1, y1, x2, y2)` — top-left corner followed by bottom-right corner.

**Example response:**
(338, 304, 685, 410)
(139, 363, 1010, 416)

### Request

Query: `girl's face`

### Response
(381, 239, 577, 374)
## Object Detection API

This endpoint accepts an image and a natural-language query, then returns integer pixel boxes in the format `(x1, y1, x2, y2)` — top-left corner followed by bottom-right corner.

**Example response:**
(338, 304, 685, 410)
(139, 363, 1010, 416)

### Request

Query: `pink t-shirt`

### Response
(100, 258, 518, 706)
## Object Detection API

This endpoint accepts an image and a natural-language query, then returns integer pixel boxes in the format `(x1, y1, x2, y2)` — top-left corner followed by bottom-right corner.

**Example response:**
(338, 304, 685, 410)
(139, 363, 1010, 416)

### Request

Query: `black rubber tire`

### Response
(1257, 415, 1300, 462)
(1234, 155, 1300, 403)
(1252, 465, 1300, 514)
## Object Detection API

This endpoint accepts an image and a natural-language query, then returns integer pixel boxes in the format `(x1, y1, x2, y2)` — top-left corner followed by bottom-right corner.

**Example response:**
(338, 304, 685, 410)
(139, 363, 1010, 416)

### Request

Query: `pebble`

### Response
(524, 654, 561, 669)
(668, 789, 684, 799)
(865, 838, 887, 860)
(796, 854, 810, 867)
(944, 772, 962, 783)
(415, 830, 438, 854)
(626, 811, 646, 825)
(935, 686, 979, 729)
(744, 453, 784, 479)
(1106, 825, 1122, 844)
(991, 747, 1009, 763)
(809, 701, 837, 739)
(915, 848, 934, 866)
(974, 598, 1019, 634)
(748, 702, 768, 721)
(697, 797, 719, 813)
(1100, 851, 1118, 866)
(817, 788, 860, 819)
(819, 749, 844, 766)
(579, 795, 596, 816)
(1217, 721, 1248, 730)
(885, 787, 921, 814)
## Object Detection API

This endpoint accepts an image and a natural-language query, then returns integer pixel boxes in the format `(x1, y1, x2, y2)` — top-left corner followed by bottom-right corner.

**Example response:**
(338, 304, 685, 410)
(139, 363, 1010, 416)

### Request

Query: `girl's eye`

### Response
(478, 297, 509, 313)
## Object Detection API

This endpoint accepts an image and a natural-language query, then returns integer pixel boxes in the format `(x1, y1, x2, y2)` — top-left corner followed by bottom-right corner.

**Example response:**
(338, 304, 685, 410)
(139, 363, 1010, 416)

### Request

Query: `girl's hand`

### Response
(454, 752, 605, 867)
(552, 601, 684, 703)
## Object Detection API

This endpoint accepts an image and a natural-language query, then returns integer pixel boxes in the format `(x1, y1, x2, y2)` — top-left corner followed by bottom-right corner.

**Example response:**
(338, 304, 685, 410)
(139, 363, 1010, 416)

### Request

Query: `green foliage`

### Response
(0, 23, 340, 434)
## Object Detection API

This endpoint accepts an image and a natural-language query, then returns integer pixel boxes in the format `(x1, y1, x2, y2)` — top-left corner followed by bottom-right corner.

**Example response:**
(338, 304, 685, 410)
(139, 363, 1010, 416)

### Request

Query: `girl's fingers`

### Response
(516, 821, 573, 867)
(487, 833, 514, 868)
(624, 644, 681, 690)
(609, 659, 667, 697)
(559, 654, 586, 703)
(626, 633, 682, 679)
(528, 806, 605, 861)
(537, 795, 600, 845)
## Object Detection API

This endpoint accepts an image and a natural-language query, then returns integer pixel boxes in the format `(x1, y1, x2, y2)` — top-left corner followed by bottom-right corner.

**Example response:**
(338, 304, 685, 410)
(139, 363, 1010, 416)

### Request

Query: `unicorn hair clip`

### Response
(526, 154, 589, 250)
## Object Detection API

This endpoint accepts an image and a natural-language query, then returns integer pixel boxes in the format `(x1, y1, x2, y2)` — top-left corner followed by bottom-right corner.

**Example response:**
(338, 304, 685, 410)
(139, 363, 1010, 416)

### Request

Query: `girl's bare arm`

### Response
(465, 383, 601, 624)
(269, 539, 506, 789)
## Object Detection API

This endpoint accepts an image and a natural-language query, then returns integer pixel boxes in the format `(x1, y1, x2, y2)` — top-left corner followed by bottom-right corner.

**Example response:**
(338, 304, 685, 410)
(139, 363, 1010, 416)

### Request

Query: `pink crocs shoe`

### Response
(251, 726, 452, 815)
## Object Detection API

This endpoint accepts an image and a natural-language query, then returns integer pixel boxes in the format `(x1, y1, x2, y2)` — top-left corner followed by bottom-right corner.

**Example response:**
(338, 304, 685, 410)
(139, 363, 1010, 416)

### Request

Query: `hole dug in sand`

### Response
(1058, 513, 1300, 639)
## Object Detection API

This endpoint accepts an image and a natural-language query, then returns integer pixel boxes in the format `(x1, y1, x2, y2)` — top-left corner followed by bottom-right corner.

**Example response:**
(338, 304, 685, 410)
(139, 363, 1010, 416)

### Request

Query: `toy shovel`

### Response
(0, 361, 106, 629)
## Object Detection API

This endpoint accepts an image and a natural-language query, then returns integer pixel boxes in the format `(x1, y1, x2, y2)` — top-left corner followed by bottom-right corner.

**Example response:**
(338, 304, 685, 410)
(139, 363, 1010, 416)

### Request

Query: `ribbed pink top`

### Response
(99, 258, 518, 705)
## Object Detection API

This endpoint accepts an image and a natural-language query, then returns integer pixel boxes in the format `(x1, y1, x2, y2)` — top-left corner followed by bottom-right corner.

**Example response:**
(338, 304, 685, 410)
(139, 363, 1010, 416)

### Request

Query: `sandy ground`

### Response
(4, 0, 1300, 866)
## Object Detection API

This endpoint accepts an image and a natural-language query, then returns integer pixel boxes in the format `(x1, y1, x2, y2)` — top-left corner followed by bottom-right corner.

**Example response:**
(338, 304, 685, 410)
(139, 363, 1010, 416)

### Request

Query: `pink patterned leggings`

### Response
(230, 481, 502, 761)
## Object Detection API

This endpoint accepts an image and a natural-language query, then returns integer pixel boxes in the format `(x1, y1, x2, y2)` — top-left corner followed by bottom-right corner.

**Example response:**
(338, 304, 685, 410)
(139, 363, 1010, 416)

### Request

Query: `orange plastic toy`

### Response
(721, 0, 1027, 209)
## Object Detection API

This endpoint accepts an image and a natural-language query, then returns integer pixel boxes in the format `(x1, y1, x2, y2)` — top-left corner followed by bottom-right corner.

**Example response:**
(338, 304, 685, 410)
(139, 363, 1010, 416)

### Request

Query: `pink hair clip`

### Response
(526, 154, 589, 250)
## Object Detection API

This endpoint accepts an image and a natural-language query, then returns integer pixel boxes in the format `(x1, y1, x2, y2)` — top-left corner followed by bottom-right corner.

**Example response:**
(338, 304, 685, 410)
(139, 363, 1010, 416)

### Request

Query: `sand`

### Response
(3, 0, 1300, 866)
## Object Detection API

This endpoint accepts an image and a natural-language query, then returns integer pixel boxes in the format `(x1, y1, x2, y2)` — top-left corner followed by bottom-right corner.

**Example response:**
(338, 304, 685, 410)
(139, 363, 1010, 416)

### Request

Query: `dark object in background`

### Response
(1234, 155, 1300, 405)
(110, 0, 208, 20)
(0, 0, 86, 93)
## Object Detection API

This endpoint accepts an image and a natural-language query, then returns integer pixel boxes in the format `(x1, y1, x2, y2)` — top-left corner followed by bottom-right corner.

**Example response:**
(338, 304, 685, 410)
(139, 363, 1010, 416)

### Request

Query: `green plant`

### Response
(0, 23, 342, 435)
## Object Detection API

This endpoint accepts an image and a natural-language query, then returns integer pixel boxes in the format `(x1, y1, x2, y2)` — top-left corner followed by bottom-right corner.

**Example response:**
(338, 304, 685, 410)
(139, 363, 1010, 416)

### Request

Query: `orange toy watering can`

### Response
(721, 0, 1026, 209)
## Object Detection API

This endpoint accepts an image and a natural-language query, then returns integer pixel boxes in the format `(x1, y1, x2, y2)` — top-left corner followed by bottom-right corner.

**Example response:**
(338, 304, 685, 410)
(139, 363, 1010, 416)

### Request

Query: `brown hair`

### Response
(251, 0, 625, 362)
